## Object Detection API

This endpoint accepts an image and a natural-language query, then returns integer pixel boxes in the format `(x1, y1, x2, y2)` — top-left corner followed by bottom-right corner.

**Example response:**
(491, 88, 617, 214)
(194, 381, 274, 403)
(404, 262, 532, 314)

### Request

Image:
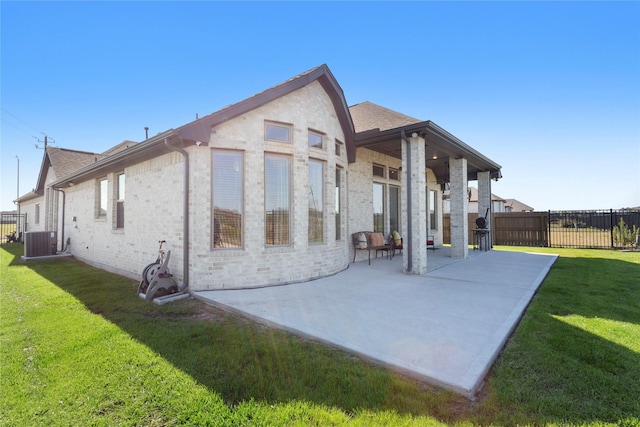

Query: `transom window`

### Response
(265, 122, 291, 143)
(389, 168, 399, 181)
(308, 131, 323, 149)
(373, 164, 385, 178)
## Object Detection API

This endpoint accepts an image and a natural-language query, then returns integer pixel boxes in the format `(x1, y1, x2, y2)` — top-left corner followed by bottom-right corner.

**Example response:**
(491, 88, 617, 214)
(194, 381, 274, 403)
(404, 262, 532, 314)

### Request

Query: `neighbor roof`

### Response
(505, 199, 535, 212)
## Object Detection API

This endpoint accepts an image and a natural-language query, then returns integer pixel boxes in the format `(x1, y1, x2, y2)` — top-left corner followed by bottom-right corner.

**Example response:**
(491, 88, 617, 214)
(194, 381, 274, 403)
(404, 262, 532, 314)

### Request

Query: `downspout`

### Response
(164, 137, 189, 291)
(53, 188, 65, 253)
(401, 130, 412, 272)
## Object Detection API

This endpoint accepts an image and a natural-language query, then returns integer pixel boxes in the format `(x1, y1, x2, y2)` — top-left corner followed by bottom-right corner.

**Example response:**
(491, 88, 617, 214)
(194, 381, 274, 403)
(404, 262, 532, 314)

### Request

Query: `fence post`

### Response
(610, 209, 615, 249)
(548, 210, 552, 247)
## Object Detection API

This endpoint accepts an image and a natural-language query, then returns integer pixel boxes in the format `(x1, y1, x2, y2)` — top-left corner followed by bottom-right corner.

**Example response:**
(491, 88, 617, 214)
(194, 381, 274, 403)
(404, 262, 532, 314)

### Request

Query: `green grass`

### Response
(1, 244, 639, 426)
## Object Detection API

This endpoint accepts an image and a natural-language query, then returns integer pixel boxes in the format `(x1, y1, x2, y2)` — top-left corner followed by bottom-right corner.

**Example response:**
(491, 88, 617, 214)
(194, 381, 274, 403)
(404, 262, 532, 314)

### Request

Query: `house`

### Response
(504, 199, 534, 212)
(443, 187, 507, 214)
(16, 64, 502, 291)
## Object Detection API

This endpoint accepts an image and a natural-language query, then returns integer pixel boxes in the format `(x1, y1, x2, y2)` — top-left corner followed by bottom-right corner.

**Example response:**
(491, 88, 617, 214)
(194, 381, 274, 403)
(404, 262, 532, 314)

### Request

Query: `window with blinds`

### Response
(212, 150, 244, 249)
(98, 178, 107, 218)
(116, 173, 125, 229)
(265, 154, 291, 246)
(308, 160, 324, 243)
(373, 182, 385, 233)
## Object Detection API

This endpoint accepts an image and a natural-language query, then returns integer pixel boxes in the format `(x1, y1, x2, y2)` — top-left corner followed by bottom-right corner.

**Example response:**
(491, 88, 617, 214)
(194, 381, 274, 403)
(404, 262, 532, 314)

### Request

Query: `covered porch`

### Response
(354, 111, 502, 275)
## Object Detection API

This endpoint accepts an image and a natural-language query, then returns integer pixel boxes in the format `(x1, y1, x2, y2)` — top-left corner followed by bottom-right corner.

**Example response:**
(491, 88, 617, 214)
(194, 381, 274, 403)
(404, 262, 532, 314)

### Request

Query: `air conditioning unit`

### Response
(24, 231, 57, 257)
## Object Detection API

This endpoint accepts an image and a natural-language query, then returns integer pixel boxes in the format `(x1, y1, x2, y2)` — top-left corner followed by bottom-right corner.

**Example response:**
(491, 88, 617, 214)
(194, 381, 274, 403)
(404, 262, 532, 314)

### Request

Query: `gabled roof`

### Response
(443, 187, 506, 202)
(350, 101, 421, 133)
(352, 104, 502, 183)
(505, 199, 534, 212)
(101, 140, 137, 157)
(176, 64, 356, 162)
(52, 64, 357, 188)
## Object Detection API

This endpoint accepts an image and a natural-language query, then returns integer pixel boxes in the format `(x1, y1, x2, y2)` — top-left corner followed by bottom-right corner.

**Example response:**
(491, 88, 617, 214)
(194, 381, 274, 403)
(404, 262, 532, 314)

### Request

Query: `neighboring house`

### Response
(17, 64, 502, 291)
(443, 187, 507, 214)
(504, 199, 534, 212)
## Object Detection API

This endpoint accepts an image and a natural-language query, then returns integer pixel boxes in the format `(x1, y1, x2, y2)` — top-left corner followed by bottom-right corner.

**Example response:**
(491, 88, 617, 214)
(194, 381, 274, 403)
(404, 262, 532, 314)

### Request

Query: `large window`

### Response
(265, 154, 291, 246)
(98, 178, 107, 218)
(116, 173, 125, 229)
(265, 122, 291, 143)
(335, 167, 342, 241)
(389, 185, 400, 233)
(213, 150, 243, 249)
(373, 183, 385, 233)
(429, 189, 438, 230)
(308, 160, 324, 243)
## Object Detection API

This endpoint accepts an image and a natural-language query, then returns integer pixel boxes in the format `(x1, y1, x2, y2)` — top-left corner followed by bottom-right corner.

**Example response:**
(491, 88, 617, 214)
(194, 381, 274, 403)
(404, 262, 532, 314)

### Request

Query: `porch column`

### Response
(477, 171, 492, 250)
(449, 157, 468, 258)
(401, 132, 427, 274)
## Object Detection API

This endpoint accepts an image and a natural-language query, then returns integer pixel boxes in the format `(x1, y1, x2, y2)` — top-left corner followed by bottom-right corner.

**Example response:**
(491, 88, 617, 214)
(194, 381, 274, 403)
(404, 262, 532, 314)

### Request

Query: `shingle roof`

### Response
(505, 199, 535, 212)
(47, 147, 103, 180)
(102, 140, 137, 156)
(349, 101, 421, 133)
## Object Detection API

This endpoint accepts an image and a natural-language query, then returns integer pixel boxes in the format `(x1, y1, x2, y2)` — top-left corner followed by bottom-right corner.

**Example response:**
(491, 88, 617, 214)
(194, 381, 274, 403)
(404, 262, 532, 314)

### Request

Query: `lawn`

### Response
(1, 244, 638, 426)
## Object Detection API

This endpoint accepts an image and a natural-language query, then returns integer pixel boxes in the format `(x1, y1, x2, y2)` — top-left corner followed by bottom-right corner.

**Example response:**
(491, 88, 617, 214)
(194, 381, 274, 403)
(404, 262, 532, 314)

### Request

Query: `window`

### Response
(213, 150, 243, 249)
(265, 122, 291, 142)
(98, 178, 107, 218)
(335, 167, 342, 240)
(389, 185, 400, 233)
(429, 189, 438, 230)
(335, 140, 343, 157)
(308, 131, 323, 149)
(373, 183, 385, 233)
(265, 154, 291, 246)
(389, 168, 399, 181)
(116, 173, 125, 229)
(35, 204, 40, 224)
(373, 164, 385, 178)
(308, 160, 324, 243)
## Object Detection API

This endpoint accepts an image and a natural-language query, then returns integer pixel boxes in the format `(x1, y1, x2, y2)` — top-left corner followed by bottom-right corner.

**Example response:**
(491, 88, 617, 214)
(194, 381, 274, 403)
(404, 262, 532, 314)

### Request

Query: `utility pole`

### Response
(16, 156, 21, 236)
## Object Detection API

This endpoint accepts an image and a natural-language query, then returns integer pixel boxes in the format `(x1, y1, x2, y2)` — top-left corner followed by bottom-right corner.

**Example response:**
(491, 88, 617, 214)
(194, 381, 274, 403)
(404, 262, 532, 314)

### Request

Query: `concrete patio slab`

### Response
(195, 248, 557, 397)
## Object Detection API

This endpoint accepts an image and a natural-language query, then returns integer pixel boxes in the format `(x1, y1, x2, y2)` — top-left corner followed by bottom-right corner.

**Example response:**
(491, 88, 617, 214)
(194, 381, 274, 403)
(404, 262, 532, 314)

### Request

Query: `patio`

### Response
(195, 248, 557, 398)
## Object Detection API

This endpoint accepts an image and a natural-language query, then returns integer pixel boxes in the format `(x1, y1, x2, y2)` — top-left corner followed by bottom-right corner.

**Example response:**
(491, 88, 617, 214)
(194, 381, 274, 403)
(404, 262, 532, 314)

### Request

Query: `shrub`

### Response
(613, 218, 639, 247)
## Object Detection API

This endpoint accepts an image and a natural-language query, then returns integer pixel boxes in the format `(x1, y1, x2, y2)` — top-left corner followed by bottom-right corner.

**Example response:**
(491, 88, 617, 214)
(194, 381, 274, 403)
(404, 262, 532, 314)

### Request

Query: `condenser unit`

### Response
(24, 231, 57, 257)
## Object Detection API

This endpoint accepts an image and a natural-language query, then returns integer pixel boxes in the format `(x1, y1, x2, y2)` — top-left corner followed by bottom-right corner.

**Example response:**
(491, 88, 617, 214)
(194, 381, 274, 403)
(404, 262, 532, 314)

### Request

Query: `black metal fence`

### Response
(443, 209, 640, 249)
(0, 213, 27, 244)
(548, 209, 640, 249)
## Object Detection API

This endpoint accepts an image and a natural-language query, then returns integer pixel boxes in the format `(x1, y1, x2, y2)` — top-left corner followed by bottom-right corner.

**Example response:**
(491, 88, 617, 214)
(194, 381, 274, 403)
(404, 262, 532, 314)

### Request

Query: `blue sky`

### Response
(2, 1, 639, 212)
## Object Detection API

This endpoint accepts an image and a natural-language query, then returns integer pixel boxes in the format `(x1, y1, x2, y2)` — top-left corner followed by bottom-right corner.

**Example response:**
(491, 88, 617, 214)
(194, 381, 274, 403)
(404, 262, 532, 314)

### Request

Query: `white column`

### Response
(477, 171, 492, 250)
(449, 157, 468, 258)
(401, 133, 427, 274)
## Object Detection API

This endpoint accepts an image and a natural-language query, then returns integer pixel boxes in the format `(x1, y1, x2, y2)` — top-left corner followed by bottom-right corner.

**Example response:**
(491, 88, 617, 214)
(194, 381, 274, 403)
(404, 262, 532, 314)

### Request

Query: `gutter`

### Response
(401, 130, 413, 272)
(53, 188, 65, 252)
(164, 137, 189, 292)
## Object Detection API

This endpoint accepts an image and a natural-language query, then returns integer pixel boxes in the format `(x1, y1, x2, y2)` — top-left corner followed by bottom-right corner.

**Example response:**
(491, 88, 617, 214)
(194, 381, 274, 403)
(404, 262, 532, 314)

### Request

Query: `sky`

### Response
(1, 1, 639, 212)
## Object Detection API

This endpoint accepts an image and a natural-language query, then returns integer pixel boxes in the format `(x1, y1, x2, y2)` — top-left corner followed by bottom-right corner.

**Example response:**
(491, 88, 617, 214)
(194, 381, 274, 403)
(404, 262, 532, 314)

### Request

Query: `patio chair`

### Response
(390, 231, 403, 256)
(427, 235, 435, 251)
